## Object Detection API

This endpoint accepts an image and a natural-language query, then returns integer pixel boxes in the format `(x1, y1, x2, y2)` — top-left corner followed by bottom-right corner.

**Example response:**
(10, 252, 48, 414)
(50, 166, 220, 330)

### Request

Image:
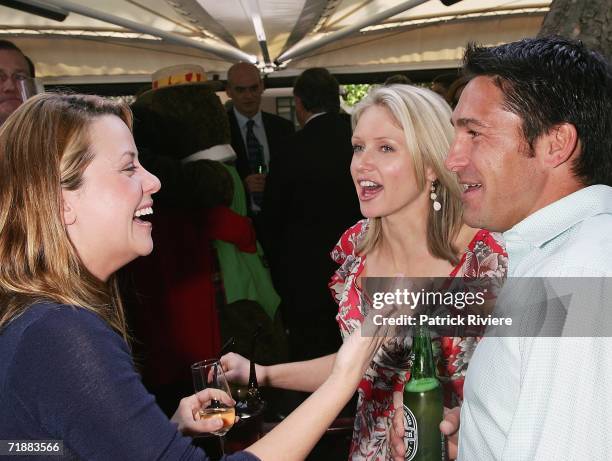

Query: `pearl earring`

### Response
(430, 182, 441, 211)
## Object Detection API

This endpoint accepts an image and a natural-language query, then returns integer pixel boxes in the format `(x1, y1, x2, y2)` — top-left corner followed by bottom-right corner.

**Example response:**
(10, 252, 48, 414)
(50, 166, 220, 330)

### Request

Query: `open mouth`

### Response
(133, 206, 153, 224)
(462, 183, 482, 194)
(358, 179, 383, 200)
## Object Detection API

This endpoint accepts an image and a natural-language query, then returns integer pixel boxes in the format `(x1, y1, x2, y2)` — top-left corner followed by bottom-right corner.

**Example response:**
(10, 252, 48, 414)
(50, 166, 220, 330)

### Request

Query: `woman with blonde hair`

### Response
(0, 93, 388, 460)
(223, 85, 507, 460)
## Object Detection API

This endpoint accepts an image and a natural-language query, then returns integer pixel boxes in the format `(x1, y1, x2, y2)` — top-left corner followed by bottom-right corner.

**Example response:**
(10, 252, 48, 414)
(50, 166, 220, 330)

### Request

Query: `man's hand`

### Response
(440, 406, 461, 460)
(245, 173, 266, 193)
(391, 403, 461, 460)
(390, 390, 405, 460)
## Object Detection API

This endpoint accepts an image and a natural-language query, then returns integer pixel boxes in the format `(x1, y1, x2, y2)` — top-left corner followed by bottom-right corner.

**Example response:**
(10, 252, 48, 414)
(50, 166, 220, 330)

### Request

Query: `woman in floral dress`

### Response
(222, 85, 507, 460)
(326, 84, 507, 460)
(330, 225, 506, 459)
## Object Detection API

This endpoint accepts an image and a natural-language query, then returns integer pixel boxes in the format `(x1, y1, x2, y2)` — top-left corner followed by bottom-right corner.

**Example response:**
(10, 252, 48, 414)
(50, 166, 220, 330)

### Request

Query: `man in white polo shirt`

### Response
(441, 36, 612, 460)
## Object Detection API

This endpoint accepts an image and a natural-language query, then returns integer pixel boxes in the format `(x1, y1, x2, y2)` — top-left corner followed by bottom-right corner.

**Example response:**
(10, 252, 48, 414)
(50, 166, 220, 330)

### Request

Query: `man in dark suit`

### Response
(264, 68, 362, 361)
(226, 62, 294, 247)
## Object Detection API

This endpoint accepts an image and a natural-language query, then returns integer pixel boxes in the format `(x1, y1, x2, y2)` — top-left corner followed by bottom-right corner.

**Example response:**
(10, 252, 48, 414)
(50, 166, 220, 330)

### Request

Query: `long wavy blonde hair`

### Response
(0, 93, 132, 340)
(352, 85, 463, 264)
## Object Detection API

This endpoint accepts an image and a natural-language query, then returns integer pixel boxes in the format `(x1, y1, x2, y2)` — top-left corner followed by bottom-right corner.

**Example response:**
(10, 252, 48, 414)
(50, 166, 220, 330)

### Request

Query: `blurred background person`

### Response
(0, 39, 34, 126)
(430, 72, 458, 100)
(383, 74, 412, 86)
(445, 75, 471, 109)
(225, 62, 294, 248)
(264, 67, 361, 362)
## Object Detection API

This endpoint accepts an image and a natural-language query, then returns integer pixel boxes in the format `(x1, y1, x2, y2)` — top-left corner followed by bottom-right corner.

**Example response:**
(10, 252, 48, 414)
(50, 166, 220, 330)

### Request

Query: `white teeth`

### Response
(463, 183, 482, 191)
(134, 206, 153, 218)
(360, 180, 380, 187)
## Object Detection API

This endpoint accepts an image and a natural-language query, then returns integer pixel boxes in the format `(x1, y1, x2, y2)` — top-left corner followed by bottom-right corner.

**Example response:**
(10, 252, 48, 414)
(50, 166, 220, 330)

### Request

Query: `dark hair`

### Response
(24, 55, 35, 78)
(0, 39, 34, 77)
(293, 67, 340, 114)
(463, 36, 612, 186)
(432, 72, 457, 88)
(384, 74, 412, 85)
(446, 75, 470, 108)
(0, 39, 21, 52)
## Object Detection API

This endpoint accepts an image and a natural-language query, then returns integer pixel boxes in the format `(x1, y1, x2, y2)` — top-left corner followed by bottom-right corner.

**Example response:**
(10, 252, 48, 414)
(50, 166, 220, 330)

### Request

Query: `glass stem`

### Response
(219, 436, 225, 457)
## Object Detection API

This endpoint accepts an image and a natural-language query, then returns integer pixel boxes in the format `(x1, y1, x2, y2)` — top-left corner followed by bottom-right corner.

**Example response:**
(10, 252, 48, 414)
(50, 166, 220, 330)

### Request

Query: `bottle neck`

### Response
(407, 325, 438, 388)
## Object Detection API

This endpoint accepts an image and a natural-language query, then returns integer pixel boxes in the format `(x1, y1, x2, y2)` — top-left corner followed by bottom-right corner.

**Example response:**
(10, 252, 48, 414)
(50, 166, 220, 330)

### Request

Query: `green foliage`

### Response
(343, 83, 372, 106)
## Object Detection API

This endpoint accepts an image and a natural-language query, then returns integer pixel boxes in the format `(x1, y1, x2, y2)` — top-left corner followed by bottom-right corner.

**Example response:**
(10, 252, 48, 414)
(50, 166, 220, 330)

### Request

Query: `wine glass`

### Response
(191, 359, 236, 454)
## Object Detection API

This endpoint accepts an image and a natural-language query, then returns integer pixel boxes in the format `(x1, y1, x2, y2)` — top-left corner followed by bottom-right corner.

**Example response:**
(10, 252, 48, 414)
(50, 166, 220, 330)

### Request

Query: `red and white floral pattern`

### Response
(329, 220, 507, 460)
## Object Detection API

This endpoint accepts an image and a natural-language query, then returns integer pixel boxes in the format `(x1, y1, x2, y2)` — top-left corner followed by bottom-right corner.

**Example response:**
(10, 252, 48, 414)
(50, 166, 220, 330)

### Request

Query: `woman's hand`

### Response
(330, 323, 389, 388)
(171, 389, 236, 436)
(331, 296, 400, 387)
(244, 323, 390, 461)
(219, 352, 253, 385)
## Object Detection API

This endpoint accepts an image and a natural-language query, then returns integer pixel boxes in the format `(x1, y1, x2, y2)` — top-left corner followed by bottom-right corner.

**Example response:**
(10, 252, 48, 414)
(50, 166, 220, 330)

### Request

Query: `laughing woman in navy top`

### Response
(0, 93, 386, 461)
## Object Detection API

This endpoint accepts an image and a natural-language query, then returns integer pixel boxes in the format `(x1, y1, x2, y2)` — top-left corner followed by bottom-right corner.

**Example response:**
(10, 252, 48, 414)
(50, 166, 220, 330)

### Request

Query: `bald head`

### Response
(226, 62, 263, 118)
(227, 62, 260, 82)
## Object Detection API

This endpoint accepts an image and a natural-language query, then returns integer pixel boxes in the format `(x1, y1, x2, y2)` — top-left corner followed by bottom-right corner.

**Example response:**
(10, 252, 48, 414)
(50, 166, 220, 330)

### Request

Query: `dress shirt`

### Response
(233, 108, 270, 167)
(459, 185, 612, 460)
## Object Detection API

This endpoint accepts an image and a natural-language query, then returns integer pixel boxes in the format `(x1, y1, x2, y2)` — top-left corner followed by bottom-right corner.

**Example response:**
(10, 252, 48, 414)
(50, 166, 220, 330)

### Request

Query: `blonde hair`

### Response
(0, 93, 133, 340)
(351, 84, 463, 264)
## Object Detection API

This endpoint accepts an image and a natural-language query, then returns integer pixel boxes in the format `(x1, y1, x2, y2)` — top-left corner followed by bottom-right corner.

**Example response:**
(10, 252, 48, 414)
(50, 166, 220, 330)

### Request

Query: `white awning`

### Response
(0, 0, 551, 83)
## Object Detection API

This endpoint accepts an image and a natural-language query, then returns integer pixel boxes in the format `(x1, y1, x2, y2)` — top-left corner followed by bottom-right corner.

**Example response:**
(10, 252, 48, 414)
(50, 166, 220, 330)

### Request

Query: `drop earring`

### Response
(430, 182, 441, 211)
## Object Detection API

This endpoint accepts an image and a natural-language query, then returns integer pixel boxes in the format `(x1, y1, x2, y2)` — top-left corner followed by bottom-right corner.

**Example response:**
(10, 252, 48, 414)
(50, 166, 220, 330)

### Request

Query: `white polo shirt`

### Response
(459, 185, 612, 461)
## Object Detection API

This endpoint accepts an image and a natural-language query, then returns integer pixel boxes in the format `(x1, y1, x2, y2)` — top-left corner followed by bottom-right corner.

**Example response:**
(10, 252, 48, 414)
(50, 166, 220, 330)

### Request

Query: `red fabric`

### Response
(203, 206, 257, 253)
(128, 206, 255, 387)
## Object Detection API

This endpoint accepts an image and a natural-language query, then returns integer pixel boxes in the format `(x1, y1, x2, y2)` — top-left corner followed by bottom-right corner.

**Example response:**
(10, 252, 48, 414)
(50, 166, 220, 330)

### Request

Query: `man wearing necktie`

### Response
(245, 118, 265, 207)
(226, 62, 294, 248)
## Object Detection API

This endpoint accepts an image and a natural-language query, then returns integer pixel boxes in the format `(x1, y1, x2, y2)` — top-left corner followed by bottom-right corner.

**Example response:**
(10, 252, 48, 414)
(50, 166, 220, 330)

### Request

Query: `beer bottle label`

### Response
(403, 405, 418, 461)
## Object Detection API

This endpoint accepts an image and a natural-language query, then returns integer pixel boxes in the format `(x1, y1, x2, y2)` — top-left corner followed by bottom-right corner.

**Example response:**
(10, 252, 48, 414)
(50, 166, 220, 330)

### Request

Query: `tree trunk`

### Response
(538, 0, 612, 60)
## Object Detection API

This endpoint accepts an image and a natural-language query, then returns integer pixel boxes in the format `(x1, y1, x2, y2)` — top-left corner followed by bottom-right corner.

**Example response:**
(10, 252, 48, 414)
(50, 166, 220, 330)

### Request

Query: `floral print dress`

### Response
(329, 219, 507, 461)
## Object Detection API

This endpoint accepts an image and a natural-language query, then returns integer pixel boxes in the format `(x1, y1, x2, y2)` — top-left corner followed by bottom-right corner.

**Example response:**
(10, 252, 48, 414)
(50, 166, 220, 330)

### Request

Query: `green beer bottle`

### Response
(403, 325, 447, 461)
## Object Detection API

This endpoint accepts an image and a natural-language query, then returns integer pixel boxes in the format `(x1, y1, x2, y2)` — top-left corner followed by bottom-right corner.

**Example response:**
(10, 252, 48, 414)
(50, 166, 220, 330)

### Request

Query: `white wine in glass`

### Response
(198, 406, 236, 436)
(191, 359, 236, 452)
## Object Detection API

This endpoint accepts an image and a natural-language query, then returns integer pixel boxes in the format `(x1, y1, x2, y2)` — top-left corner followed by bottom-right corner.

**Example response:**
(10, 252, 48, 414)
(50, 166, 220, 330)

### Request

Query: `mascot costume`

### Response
(124, 65, 286, 416)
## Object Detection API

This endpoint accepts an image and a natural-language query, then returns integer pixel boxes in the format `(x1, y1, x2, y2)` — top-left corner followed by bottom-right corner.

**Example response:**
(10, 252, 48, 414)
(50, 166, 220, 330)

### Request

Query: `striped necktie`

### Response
(246, 119, 265, 207)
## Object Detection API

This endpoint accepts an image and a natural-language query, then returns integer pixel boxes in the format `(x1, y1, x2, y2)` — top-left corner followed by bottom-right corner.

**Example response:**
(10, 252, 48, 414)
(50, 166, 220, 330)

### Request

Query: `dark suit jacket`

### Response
(227, 109, 294, 181)
(263, 112, 362, 322)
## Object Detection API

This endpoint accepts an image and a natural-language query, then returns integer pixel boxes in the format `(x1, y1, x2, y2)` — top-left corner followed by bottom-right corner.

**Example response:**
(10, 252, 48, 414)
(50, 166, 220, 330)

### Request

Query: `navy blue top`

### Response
(0, 302, 259, 461)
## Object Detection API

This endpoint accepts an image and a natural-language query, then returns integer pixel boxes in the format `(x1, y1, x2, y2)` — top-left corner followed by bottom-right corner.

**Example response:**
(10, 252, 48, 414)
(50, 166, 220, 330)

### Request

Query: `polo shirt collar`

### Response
(503, 185, 612, 249)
